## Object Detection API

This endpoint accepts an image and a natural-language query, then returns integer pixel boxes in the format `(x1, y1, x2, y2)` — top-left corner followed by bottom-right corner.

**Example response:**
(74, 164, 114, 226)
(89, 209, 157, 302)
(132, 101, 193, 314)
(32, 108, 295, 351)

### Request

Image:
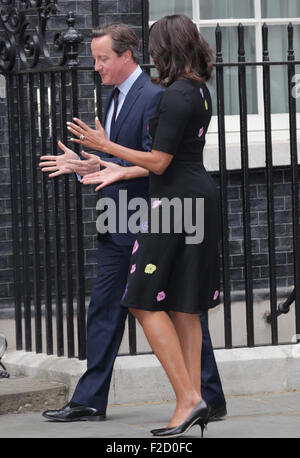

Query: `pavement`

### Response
(0, 390, 300, 439)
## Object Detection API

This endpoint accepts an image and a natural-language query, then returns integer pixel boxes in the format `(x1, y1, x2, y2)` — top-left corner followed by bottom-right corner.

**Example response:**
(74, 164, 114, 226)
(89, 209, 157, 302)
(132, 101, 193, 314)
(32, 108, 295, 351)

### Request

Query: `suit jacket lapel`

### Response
(103, 88, 114, 126)
(110, 72, 149, 143)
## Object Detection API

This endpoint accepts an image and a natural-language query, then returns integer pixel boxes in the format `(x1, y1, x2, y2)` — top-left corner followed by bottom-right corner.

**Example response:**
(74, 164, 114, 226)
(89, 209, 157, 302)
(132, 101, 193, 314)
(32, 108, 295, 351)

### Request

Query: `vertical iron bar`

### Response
(262, 24, 278, 344)
(70, 68, 86, 360)
(238, 24, 254, 347)
(94, 71, 102, 122)
(17, 74, 32, 352)
(215, 25, 232, 348)
(27, 73, 42, 353)
(39, 73, 53, 355)
(60, 70, 75, 358)
(91, 0, 99, 27)
(91, 0, 102, 121)
(141, 0, 150, 65)
(50, 72, 64, 356)
(287, 23, 300, 338)
(7, 74, 23, 350)
(128, 313, 137, 355)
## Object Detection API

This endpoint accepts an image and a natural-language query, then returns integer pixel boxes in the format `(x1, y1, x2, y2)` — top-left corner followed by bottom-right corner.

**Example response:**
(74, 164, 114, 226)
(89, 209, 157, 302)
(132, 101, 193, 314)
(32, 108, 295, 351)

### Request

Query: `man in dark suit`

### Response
(40, 23, 226, 422)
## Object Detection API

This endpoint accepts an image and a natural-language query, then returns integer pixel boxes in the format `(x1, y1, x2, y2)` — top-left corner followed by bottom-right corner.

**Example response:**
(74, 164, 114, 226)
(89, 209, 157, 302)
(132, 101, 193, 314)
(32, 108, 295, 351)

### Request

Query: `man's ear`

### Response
(123, 49, 133, 63)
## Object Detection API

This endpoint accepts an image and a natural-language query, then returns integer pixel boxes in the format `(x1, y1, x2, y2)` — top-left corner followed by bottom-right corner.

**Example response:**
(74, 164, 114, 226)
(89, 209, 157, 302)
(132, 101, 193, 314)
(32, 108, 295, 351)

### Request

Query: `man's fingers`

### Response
(41, 166, 59, 172)
(39, 161, 57, 167)
(40, 155, 58, 161)
(58, 140, 67, 152)
(98, 158, 109, 167)
(69, 159, 83, 166)
(81, 150, 92, 159)
(48, 171, 64, 178)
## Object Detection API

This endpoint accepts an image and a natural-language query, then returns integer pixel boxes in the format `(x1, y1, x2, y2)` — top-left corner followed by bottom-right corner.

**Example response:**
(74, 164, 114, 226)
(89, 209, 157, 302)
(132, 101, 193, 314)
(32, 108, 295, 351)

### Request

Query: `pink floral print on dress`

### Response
(213, 290, 219, 301)
(130, 264, 136, 274)
(198, 127, 204, 138)
(157, 291, 166, 302)
(132, 240, 139, 254)
(152, 199, 162, 209)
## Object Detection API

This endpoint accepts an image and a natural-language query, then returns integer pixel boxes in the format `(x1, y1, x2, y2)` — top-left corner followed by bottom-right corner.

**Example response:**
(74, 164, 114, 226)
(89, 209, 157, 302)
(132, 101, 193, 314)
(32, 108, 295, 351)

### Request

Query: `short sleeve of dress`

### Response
(151, 87, 192, 156)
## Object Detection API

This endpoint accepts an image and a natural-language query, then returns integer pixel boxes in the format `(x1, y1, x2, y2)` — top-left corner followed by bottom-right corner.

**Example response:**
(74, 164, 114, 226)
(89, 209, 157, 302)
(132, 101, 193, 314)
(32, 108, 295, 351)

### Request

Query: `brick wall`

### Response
(212, 167, 296, 296)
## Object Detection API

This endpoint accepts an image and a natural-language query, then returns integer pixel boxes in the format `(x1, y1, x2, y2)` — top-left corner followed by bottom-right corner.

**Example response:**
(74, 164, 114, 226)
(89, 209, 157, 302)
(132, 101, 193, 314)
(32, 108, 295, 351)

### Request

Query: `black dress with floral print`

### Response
(121, 79, 221, 313)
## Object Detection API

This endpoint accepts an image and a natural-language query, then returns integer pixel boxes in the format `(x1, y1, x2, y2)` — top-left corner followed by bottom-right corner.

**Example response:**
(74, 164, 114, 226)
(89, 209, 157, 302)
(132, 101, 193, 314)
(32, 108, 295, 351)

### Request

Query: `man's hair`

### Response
(92, 23, 140, 64)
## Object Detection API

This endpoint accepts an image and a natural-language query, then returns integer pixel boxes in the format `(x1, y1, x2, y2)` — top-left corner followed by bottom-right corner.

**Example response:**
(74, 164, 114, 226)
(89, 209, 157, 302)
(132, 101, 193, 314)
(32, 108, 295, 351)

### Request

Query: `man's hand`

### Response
(68, 151, 101, 176)
(39, 141, 79, 177)
(80, 160, 126, 191)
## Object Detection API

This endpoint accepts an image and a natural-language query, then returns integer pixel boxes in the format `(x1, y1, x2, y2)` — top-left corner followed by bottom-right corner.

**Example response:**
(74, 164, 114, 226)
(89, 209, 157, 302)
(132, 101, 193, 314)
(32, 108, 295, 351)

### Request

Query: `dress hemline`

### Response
(120, 301, 211, 314)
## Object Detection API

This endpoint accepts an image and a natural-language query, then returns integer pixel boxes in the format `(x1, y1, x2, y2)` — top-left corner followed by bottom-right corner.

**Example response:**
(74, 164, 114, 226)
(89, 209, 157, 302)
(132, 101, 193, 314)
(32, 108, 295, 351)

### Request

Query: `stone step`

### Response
(0, 376, 67, 415)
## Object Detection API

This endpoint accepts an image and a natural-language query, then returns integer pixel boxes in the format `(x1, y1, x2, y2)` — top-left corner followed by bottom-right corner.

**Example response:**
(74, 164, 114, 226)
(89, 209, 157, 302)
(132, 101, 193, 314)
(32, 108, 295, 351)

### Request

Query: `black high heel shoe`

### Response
(195, 419, 208, 437)
(150, 399, 208, 438)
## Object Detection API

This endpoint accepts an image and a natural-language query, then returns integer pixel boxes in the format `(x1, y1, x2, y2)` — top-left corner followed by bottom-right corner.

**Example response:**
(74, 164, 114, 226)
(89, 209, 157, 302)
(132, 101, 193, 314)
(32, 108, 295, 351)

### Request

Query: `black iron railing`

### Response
(1, 5, 299, 358)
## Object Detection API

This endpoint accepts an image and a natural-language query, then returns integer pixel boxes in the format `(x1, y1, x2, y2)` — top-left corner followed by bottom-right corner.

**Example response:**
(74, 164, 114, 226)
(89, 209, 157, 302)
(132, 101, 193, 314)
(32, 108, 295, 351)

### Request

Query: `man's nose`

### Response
(94, 61, 102, 72)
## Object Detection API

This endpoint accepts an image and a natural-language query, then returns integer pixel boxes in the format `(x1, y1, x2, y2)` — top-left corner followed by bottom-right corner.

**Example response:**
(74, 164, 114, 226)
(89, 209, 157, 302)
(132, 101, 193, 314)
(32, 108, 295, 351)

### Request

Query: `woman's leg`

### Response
(170, 311, 202, 397)
(129, 308, 202, 428)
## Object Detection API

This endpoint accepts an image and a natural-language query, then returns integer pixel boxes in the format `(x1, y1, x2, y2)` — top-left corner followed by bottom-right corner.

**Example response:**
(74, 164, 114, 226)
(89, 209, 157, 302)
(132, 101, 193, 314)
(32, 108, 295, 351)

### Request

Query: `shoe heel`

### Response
(86, 415, 106, 422)
(198, 421, 207, 438)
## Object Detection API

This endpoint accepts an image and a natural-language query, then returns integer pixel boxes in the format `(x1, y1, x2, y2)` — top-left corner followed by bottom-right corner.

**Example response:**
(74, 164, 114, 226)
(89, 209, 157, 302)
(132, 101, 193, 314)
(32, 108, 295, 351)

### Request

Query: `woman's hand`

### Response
(67, 117, 108, 152)
(80, 160, 126, 191)
(39, 141, 79, 177)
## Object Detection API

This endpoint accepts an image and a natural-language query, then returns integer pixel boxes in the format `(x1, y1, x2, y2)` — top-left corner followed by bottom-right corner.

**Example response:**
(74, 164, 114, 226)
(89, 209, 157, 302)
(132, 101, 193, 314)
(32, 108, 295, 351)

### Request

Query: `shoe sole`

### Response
(42, 414, 106, 422)
(151, 418, 204, 438)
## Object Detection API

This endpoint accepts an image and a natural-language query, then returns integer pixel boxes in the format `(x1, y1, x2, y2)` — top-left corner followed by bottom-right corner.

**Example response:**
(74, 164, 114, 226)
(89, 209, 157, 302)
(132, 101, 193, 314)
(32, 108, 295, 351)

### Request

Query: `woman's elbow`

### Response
(152, 164, 166, 175)
(151, 159, 170, 175)
(149, 151, 172, 175)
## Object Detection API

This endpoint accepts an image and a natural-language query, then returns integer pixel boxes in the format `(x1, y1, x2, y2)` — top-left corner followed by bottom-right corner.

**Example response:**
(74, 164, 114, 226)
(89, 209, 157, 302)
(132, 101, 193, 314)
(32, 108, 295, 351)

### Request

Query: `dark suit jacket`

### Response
(97, 71, 164, 245)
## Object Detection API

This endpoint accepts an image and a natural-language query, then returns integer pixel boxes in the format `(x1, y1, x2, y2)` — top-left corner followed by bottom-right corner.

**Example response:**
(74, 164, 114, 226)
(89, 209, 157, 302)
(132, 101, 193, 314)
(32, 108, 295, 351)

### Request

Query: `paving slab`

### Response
(0, 390, 299, 438)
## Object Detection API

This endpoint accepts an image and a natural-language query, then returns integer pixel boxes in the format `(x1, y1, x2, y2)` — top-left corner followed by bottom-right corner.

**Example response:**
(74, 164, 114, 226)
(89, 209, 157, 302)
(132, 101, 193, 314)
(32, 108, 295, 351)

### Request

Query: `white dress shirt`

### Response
(105, 65, 143, 140)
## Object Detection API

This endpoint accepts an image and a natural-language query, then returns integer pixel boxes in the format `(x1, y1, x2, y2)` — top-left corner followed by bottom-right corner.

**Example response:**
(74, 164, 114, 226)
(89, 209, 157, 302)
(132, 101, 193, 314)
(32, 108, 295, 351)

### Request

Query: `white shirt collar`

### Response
(117, 65, 143, 96)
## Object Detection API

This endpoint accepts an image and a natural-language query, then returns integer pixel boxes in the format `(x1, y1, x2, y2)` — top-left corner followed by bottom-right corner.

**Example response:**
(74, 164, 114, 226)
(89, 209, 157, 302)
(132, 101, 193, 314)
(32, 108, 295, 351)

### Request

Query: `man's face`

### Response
(91, 35, 129, 86)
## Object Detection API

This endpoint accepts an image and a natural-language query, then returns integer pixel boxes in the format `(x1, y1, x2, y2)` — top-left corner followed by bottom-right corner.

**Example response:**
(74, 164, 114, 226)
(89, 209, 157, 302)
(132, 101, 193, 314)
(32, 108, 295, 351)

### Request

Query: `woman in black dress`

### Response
(69, 14, 220, 438)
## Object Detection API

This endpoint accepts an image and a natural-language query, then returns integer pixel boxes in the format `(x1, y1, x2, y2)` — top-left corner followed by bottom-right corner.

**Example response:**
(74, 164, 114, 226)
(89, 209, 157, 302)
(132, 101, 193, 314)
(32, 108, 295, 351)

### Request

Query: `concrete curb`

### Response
(0, 377, 67, 414)
(4, 344, 300, 405)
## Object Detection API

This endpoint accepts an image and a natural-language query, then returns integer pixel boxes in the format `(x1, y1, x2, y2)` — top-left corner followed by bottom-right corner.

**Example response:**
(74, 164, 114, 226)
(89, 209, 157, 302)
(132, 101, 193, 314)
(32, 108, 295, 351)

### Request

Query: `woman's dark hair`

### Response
(92, 23, 140, 64)
(149, 14, 213, 86)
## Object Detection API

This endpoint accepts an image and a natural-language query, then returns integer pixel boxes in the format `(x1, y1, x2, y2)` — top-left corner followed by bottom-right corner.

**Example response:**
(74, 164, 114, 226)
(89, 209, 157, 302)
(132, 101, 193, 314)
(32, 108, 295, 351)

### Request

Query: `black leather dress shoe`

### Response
(207, 404, 227, 422)
(42, 402, 106, 422)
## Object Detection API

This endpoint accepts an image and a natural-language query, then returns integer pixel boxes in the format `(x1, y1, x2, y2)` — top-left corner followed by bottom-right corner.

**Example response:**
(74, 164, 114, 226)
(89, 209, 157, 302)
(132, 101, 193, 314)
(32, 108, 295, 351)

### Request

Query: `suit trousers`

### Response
(72, 235, 226, 411)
